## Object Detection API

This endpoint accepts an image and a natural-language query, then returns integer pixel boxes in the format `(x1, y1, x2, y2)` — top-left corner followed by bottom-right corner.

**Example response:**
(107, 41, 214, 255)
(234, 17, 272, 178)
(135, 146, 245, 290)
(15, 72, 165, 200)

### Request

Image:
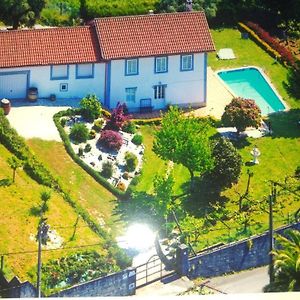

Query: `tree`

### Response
(0, 0, 46, 29)
(209, 137, 242, 189)
(221, 97, 262, 135)
(105, 103, 129, 132)
(265, 229, 300, 292)
(153, 106, 214, 187)
(80, 94, 102, 122)
(79, 0, 89, 22)
(7, 156, 24, 183)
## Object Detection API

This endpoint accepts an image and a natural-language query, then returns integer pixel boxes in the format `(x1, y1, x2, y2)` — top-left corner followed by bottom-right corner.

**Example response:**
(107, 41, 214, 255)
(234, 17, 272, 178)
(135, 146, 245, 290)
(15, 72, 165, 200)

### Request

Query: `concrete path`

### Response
(135, 275, 194, 296)
(6, 106, 70, 141)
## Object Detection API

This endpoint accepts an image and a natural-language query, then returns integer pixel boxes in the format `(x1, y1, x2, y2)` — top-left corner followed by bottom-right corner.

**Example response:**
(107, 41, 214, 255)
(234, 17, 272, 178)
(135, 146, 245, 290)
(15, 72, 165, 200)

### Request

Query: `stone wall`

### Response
(187, 222, 300, 279)
(51, 268, 136, 297)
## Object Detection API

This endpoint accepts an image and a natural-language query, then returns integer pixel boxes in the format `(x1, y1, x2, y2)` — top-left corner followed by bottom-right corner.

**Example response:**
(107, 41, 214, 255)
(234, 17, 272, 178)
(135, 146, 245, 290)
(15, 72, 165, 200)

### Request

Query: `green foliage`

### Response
(7, 156, 24, 183)
(153, 106, 214, 182)
(69, 123, 89, 144)
(0, 0, 46, 29)
(92, 119, 104, 132)
(132, 134, 143, 145)
(80, 94, 102, 122)
(89, 129, 96, 139)
(221, 97, 262, 134)
(84, 143, 92, 153)
(265, 229, 300, 292)
(101, 161, 113, 178)
(78, 147, 84, 156)
(209, 137, 242, 189)
(42, 250, 120, 291)
(122, 121, 137, 134)
(124, 152, 138, 172)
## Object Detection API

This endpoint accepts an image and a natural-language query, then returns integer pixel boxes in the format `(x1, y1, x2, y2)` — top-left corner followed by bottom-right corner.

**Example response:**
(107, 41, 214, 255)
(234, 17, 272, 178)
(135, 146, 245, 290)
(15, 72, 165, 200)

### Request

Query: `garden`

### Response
(59, 96, 144, 192)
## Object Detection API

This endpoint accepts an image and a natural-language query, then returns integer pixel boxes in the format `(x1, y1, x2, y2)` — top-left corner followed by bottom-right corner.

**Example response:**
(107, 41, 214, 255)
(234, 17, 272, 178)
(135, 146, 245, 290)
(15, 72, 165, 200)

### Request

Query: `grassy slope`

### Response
(27, 139, 120, 232)
(208, 28, 300, 109)
(0, 144, 105, 281)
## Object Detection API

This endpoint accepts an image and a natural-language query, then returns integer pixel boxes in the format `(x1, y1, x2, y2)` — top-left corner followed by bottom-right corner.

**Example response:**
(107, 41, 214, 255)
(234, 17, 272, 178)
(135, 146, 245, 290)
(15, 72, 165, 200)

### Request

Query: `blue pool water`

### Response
(218, 67, 285, 115)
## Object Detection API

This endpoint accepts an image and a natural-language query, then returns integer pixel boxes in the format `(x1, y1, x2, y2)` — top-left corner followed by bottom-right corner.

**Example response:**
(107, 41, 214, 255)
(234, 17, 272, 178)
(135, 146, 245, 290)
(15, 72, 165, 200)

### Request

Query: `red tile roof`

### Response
(0, 26, 101, 68)
(93, 11, 215, 60)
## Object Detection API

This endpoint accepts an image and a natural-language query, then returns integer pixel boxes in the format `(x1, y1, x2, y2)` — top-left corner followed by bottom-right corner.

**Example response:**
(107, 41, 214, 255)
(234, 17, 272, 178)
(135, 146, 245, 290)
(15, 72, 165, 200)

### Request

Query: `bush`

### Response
(117, 181, 126, 191)
(80, 94, 102, 122)
(209, 137, 242, 189)
(78, 147, 84, 156)
(60, 118, 67, 127)
(101, 161, 113, 178)
(122, 121, 136, 134)
(98, 130, 123, 151)
(84, 143, 92, 153)
(69, 123, 89, 144)
(124, 152, 138, 172)
(295, 166, 300, 178)
(221, 97, 262, 134)
(89, 129, 96, 139)
(122, 171, 129, 180)
(92, 119, 104, 132)
(105, 103, 129, 131)
(132, 134, 143, 145)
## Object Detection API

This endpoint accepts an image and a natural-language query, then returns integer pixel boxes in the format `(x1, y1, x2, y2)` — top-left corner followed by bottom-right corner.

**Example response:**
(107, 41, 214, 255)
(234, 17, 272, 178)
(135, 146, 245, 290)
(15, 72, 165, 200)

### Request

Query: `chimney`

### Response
(186, 0, 193, 11)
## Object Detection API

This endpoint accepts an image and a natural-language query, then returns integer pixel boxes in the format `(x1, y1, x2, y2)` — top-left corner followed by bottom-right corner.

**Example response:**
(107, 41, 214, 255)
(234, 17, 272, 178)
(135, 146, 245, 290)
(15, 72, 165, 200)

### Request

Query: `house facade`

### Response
(0, 12, 215, 112)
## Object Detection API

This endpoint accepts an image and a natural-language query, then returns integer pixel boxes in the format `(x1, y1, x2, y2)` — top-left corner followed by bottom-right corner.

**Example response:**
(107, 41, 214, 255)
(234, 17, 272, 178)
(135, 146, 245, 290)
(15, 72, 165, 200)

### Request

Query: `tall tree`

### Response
(153, 106, 214, 188)
(0, 0, 46, 29)
(79, 0, 89, 22)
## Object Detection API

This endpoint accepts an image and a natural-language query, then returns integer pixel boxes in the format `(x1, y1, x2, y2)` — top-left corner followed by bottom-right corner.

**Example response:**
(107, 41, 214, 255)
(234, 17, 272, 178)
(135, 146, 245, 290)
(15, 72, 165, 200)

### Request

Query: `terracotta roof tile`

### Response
(0, 26, 101, 68)
(94, 11, 215, 60)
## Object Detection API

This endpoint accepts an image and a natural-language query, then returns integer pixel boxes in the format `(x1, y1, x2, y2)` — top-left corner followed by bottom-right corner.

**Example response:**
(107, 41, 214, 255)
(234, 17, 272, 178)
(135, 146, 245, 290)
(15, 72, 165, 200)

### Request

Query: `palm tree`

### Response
(266, 229, 300, 292)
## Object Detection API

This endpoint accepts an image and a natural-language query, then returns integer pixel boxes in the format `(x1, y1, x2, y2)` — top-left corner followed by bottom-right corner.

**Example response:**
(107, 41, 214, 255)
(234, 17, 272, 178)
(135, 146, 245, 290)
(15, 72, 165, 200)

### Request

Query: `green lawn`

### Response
(208, 28, 300, 109)
(0, 144, 106, 282)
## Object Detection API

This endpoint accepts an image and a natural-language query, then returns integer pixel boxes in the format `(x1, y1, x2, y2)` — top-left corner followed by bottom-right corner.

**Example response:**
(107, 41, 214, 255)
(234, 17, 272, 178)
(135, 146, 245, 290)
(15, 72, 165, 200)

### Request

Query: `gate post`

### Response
(176, 244, 189, 276)
(126, 267, 136, 296)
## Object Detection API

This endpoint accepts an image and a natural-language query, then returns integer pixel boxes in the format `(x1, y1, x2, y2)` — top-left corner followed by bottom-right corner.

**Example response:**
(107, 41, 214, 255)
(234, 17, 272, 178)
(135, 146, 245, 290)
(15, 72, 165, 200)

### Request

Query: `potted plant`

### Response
(27, 87, 38, 102)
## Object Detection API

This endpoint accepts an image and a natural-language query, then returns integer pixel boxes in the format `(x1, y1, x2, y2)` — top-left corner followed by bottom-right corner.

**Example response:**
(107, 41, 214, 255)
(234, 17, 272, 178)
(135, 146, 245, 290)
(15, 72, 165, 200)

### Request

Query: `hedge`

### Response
(53, 110, 127, 199)
(0, 108, 130, 268)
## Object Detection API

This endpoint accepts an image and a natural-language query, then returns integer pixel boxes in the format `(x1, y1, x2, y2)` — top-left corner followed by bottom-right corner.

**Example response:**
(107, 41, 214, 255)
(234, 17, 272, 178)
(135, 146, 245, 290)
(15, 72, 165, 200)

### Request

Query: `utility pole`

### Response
(268, 182, 276, 284)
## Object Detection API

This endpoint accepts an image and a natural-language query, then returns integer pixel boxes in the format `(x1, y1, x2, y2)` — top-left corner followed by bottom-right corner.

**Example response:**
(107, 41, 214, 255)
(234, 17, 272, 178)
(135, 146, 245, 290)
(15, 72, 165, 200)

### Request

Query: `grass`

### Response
(0, 144, 106, 282)
(208, 28, 300, 109)
(27, 139, 120, 233)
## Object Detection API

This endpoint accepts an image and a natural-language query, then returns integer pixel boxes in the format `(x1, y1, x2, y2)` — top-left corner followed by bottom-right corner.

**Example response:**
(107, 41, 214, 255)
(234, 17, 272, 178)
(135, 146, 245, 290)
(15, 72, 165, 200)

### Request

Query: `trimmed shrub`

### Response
(124, 152, 138, 172)
(69, 123, 89, 144)
(60, 118, 67, 127)
(122, 121, 136, 134)
(92, 119, 104, 132)
(221, 97, 262, 134)
(84, 143, 92, 153)
(132, 134, 143, 145)
(117, 181, 126, 191)
(101, 161, 113, 178)
(80, 94, 102, 122)
(98, 130, 123, 151)
(78, 147, 84, 156)
(89, 129, 96, 139)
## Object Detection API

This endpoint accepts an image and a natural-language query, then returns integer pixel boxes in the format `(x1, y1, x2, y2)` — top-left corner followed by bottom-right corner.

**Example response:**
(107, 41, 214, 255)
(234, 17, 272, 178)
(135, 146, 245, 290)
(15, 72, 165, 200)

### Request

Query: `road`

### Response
(205, 266, 269, 294)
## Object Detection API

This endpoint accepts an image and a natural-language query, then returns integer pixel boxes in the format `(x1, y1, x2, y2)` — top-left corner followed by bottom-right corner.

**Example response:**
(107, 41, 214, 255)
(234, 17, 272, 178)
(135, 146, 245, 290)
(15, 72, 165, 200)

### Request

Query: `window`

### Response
(125, 59, 138, 76)
(51, 65, 69, 80)
(76, 63, 94, 78)
(125, 87, 137, 103)
(180, 54, 194, 71)
(155, 56, 168, 73)
(60, 83, 68, 92)
(154, 85, 166, 99)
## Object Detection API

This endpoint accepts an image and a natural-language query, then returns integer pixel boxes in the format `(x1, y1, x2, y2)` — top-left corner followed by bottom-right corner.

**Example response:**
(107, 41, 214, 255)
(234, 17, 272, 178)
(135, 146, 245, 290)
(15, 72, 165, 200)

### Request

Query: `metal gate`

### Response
(135, 255, 175, 289)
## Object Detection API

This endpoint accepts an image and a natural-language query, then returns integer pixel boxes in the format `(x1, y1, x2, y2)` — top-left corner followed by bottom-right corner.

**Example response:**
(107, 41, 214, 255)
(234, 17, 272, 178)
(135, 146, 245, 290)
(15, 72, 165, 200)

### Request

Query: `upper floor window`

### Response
(125, 59, 138, 76)
(51, 65, 69, 80)
(154, 84, 166, 100)
(125, 87, 137, 103)
(155, 56, 168, 73)
(76, 63, 94, 79)
(180, 54, 194, 71)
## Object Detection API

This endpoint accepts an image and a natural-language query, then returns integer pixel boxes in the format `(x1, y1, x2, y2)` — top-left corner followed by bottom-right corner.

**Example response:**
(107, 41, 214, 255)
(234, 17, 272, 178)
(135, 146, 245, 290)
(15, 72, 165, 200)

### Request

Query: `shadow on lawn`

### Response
(268, 109, 300, 139)
(283, 66, 300, 100)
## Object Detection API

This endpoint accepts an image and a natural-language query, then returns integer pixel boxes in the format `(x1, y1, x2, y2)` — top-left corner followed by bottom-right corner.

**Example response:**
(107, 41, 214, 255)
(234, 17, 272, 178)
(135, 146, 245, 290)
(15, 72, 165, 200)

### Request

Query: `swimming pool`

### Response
(217, 67, 286, 115)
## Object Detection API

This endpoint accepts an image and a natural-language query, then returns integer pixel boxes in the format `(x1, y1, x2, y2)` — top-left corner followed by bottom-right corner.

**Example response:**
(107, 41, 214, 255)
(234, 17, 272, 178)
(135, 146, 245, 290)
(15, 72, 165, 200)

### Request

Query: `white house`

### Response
(0, 11, 215, 112)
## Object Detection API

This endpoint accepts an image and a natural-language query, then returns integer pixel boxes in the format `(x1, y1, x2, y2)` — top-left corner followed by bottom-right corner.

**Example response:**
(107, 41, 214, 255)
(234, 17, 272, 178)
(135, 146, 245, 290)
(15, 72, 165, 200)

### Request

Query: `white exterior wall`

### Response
(109, 53, 206, 111)
(0, 63, 105, 101)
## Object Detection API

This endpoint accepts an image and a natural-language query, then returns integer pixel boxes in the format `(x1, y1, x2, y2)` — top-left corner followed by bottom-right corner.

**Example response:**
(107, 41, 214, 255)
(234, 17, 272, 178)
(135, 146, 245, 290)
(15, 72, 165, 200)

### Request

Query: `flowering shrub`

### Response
(98, 130, 123, 151)
(105, 103, 129, 131)
(92, 119, 104, 132)
(243, 22, 296, 67)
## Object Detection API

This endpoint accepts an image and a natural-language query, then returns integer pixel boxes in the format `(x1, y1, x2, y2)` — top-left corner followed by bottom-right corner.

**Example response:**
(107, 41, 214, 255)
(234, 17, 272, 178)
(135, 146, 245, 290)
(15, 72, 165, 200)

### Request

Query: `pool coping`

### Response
(215, 66, 289, 116)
